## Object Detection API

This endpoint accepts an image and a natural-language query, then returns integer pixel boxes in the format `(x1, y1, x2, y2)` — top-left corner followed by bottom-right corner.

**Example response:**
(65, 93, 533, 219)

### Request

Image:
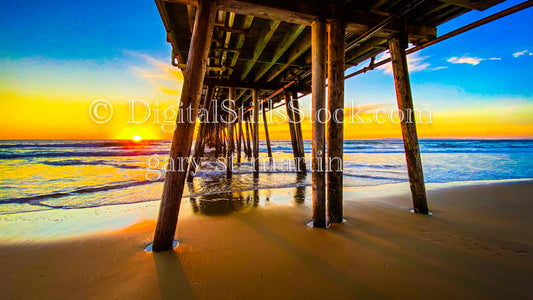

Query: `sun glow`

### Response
(132, 134, 142, 142)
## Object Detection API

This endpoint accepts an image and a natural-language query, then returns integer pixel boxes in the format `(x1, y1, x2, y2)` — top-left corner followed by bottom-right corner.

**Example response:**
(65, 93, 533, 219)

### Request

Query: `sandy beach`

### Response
(0, 180, 532, 299)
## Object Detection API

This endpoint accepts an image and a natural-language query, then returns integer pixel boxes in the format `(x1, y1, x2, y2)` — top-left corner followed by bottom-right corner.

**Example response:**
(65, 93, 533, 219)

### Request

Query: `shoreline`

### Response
(0, 178, 532, 243)
(1, 179, 532, 299)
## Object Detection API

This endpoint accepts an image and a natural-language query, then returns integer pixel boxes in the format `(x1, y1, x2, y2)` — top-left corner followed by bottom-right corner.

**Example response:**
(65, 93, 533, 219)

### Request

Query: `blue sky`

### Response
(0, 0, 532, 138)
(344, 0, 533, 109)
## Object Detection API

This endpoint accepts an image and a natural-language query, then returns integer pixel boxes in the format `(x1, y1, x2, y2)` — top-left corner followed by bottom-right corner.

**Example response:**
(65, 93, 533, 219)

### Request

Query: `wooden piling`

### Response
(245, 117, 252, 158)
(289, 91, 307, 175)
(215, 121, 220, 158)
(252, 89, 260, 179)
(187, 86, 214, 183)
(153, 0, 217, 251)
(388, 32, 429, 214)
(327, 18, 345, 223)
(238, 116, 245, 161)
(222, 126, 227, 157)
(311, 19, 327, 228)
(285, 91, 300, 170)
(226, 87, 236, 179)
(262, 105, 273, 163)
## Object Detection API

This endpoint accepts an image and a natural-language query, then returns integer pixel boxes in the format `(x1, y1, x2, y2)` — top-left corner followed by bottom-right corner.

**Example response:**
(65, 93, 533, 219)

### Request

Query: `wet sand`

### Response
(0, 180, 532, 299)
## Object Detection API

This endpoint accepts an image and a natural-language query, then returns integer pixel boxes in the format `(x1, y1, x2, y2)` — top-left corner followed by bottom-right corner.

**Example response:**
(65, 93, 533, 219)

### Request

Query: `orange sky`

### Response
(1, 55, 532, 141)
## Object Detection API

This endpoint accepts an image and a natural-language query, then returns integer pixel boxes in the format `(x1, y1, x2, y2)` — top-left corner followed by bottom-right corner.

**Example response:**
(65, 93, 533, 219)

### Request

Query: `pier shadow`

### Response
(153, 250, 195, 300)
(236, 213, 386, 299)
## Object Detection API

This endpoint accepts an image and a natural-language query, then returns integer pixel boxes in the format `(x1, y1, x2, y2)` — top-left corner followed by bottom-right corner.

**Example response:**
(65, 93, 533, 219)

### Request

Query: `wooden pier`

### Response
(151, 0, 528, 251)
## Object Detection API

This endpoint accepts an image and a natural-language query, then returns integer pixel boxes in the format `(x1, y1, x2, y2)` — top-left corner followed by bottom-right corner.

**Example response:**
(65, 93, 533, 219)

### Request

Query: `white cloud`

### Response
(376, 52, 431, 74)
(125, 50, 184, 96)
(447, 56, 482, 65)
(431, 66, 448, 71)
(513, 50, 531, 57)
(447, 56, 501, 66)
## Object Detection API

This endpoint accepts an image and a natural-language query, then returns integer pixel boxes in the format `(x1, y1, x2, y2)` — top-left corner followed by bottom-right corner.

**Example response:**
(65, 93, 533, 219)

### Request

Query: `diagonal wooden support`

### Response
(187, 86, 214, 183)
(388, 32, 429, 214)
(153, 0, 217, 252)
(285, 91, 299, 166)
(290, 91, 307, 175)
(262, 105, 273, 163)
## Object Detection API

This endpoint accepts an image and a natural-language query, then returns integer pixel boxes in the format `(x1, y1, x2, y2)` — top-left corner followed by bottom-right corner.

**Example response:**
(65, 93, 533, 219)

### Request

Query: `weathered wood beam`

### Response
(388, 33, 429, 214)
(186, 5, 196, 33)
(155, 0, 184, 64)
(178, 64, 233, 72)
(236, 88, 247, 102)
(346, 23, 437, 43)
(227, 15, 254, 76)
(311, 19, 327, 228)
(327, 18, 344, 224)
(266, 33, 311, 82)
(153, 0, 217, 252)
(215, 25, 247, 35)
(252, 89, 260, 179)
(438, 0, 503, 11)
(240, 20, 281, 80)
(204, 78, 287, 91)
(165, 0, 437, 40)
(220, 12, 235, 76)
(253, 24, 306, 82)
(345, 37, 387, 65)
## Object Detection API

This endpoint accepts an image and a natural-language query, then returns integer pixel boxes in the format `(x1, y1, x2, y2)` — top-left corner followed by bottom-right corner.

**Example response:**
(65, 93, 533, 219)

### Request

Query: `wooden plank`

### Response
(262, 105, 273, 162)
(266, 33, 310, 82)
(153, 0, 217, 252)
(186, 5, 196, 33)
(253, 24, 306, 82)
(388, 33, 429, 214)
(311, 19, 327, 228)
(220, 12, 235, 76)
(240, 20, 281, 81)
(204, 78, 287, 91)
(439, 0, 504, 11)
(227, 15, 254, 76)
(345, 37, 386, 64)
(165, 0, 438, 39)
(155, 0, 185, 64)
(252, 89, 260, 179)
(327, 18, 345, 223)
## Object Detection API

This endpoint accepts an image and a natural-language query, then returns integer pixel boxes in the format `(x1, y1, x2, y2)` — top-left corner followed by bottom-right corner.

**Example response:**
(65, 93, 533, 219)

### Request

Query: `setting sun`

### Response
(132, 134, 142, 142)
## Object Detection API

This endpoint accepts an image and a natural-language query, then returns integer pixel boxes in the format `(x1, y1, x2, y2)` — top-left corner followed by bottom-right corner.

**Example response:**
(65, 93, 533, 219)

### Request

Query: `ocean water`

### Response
(0, 139, 532, 215)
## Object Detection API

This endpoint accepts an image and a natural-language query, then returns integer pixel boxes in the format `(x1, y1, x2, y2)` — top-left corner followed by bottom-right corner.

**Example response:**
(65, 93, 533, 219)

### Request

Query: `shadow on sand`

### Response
(153, 250, 195, 300)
